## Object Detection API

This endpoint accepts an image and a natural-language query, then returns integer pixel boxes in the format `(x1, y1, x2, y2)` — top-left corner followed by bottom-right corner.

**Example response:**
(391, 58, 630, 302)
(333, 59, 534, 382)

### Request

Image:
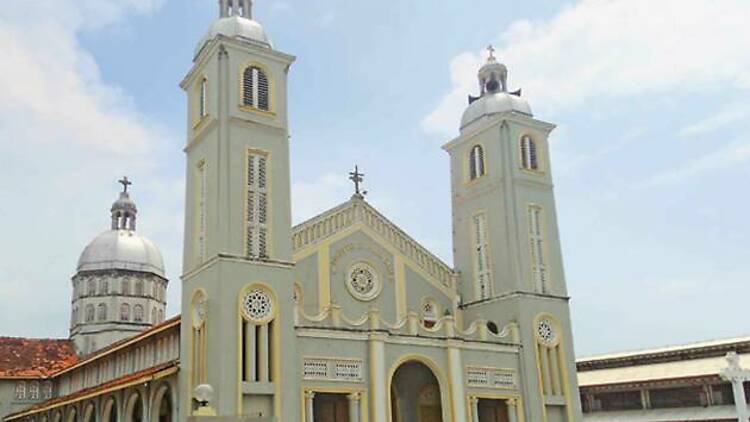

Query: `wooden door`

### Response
(313, 393, 349, 422)
(478, 399, 509, 422)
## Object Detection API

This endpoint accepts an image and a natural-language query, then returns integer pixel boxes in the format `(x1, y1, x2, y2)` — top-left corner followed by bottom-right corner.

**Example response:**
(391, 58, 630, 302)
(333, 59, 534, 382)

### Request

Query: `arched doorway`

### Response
(82, 403, 94, 422)
(66, 408, 77, 422)
(390, 361, 444, 422)
(151, 384, 173, 422)
(102, 397, 118, 422)
(124, 392, 144, 422)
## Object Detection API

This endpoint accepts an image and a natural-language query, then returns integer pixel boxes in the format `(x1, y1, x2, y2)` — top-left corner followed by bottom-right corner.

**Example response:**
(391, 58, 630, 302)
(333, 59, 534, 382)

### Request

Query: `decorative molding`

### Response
(302, 357, 364, 382)
(466, 367, 516, 389)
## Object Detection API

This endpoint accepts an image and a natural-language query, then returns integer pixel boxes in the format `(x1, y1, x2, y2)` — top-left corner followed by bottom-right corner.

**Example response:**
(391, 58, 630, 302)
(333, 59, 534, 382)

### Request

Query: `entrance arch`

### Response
(124, 392, 144, 422)
(102, 397, 118, 422)
(150, 384, 173, 422)
(389, 358, 447, 422)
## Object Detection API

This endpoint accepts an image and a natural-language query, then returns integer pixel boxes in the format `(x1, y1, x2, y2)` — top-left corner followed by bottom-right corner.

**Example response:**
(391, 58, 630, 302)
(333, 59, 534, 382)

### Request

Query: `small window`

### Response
(198, 77, 208, 119)
(422, 300, 439, 329)
(469, 144, 485, 180)
(28, 382, 39, 400)
(122, 279, 130, 295)
(134, 305, 144, 322)
(15, 381, 26, 400)
(100, 280, 108, 295)
(85, 305, 95, 322)
(43, 382, 52, 399)
(242, 66, 270, 111)
(520, 135, 539, 171)
(135, 280, 144, 296)
(87, 279, 96, 296)
(120, 303, 131, 321)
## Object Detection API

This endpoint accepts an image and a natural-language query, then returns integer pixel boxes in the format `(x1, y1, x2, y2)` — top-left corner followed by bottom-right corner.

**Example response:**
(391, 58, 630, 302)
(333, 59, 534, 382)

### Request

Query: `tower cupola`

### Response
(111, 177, 137, 231)
(461, 46, 532, 131)
(195, 0, 272, 57)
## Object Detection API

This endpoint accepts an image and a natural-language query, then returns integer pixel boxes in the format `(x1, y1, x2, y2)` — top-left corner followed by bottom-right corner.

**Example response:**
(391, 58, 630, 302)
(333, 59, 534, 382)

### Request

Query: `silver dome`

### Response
(460, 92, 533, 131)
(77, 230, 165, 278)
(195, 16, 272, 56)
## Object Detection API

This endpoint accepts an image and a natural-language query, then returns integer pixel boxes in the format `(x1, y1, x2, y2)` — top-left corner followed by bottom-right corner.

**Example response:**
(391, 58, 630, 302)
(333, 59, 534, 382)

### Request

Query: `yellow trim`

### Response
(189, 288, 208, 394)
(300, 386, 369, 422)
(518, 133, 546, 174)
(466, 393, 526, 422)
(317, 244, 331, 311)
(386, 354, 453, 422)
(192, 75, 210, 130)
(532, 313, 574, 422)
(394, 256, 407, 319)
(238, 61, 276, 116)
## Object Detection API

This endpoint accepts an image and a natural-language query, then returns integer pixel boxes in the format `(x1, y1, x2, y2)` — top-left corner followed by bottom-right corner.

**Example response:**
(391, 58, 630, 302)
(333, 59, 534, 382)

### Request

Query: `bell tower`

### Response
(444, 48, 583, 422)
(179, 1, 297, 420)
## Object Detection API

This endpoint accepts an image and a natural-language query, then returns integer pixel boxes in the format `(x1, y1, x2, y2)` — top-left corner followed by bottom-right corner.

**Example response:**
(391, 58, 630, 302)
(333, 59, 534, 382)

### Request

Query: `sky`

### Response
(0, 0, 748, 357)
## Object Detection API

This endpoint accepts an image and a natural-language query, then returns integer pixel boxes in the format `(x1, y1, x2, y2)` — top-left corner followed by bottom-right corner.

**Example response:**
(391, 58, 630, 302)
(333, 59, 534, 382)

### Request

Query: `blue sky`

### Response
(0, 0, 749, 357)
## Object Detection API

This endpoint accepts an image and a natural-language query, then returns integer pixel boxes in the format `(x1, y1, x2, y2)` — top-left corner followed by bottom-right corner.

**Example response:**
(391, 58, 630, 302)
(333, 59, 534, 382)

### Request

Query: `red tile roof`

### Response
(0, 338, 78, 379)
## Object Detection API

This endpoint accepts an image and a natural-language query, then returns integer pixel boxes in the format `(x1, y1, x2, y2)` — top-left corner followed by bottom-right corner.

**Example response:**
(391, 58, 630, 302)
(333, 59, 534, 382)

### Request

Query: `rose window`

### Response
(346, 263, 381, 301)
(537, 319, 556, 345)
(242, 288, 274, 323)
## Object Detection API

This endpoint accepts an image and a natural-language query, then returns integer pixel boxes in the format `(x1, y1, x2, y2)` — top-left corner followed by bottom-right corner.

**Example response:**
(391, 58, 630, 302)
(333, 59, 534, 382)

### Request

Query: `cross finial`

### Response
(118, 176, 132, 193)
(487, 45, 496, 61)
(349, 166, 366, 197)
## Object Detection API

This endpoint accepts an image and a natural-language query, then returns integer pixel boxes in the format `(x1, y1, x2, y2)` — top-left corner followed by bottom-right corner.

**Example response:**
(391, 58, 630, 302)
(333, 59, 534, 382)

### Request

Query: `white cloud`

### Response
(422, 0, 750, 138)
(679, 103, 750, 137)
(292, 173, 351, 224)
(633, 136, 750, 188)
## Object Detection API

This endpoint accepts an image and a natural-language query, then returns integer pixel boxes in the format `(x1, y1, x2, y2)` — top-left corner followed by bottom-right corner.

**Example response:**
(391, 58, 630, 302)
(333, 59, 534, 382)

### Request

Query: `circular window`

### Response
(241, 287, 275, 323)
(537, 319, 556, 345)
(345, 263, 381, 301)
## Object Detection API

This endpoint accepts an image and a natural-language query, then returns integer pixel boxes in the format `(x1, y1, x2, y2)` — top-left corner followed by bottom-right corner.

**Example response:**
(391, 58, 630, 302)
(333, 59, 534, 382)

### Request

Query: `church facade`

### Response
(1, 2, 583, 422)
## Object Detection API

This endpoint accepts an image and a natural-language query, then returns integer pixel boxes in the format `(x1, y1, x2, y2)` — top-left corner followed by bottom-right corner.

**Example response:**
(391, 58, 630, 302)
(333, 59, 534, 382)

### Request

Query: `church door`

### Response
(478, 399, 509, 422)
(313, 393, 349, 422)
(390, 361, 444, 422)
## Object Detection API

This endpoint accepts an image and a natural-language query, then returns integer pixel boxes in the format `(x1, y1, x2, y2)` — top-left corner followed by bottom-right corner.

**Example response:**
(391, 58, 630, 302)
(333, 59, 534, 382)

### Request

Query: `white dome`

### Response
(77, 230, 165, 278)
(461, 92, 533, 131)
(195, 16, 272, 56)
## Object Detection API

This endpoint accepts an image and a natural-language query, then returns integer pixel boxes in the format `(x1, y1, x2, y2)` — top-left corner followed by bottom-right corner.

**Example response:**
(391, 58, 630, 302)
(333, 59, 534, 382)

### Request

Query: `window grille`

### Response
(521, 135, 539, 170)
(246, 153, 269, 259)
(473, 214, 492, 299)
(528, 205, 548, 293)
(242, 66, 270, 111)
(469, 144, 485, 180)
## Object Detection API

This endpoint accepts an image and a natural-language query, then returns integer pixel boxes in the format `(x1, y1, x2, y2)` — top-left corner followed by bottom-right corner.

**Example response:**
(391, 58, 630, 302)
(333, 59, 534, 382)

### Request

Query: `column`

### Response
(469, 396, 479, 422)
(259, 324, 269, 382)
(347, 392, 361, 422)
(445, 318, 468, 421)
(506, 398, 519, 422)
(304, 391, 315, 422)
(369, 310, 387, 422)
(720, 352, 750, 422)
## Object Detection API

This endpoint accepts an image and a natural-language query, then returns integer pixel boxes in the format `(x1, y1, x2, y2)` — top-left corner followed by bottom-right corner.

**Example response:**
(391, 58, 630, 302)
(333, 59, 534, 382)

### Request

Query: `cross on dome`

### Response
(118, 176, 132, 193)
(486, 45, 496, 61)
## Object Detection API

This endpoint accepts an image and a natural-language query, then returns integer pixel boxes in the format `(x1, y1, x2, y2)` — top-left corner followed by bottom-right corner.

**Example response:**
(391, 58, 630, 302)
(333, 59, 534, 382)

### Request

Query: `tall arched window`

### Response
(120, 304, 131, 321)
(134, 305, 144, 322)
(198, 77, 208, 119)
(85, 305, 95, 322)
(242, 66, 270, 111)
(520, 135, 539, 171)
(469, 144, 485, 180)
(87, 279, 96, 296)
(97, 304, 107, 321)
(135, 280, 144, 296)
(122, 279, 130, 295)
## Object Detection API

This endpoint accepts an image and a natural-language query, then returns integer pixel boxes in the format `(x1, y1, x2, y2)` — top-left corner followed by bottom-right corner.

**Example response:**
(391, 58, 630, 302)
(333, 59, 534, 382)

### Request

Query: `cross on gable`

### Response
(118, 176, 132, 193)
(349, 166, 365, 196)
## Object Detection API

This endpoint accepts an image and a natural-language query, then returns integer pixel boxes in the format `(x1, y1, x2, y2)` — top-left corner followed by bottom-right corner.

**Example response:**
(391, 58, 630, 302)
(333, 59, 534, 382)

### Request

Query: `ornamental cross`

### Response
(487, 44, 496, 60)
(118, 176, 132, 193)
(349, 166, 365, 196)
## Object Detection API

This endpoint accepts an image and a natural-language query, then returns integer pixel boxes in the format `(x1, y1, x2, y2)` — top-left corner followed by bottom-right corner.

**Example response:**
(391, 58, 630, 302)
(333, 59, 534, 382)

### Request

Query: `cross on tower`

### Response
(349, 166, 366, 196)
(118, 176, 132, 193)
(487, 44, 496, 60)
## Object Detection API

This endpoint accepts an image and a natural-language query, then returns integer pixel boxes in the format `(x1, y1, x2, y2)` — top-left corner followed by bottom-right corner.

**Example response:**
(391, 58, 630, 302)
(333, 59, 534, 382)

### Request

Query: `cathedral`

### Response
(0, 2, 583, 422)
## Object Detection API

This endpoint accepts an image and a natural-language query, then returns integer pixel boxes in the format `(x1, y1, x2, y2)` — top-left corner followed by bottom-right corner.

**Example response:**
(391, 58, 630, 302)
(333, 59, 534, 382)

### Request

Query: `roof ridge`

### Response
(578, 334, 750, 363)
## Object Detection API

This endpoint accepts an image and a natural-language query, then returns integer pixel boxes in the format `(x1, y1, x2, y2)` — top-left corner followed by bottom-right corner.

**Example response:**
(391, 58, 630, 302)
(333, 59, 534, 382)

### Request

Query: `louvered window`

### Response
(528, 205, 548, 293)
(521, 135, 539, 170)
(473, 213, 492, 299)
(246, 152, 269, 259)
(198, 78, 208, 119)
(197, 161, 207, 262)
(242, 66, 270, 111)
(469, 144, 485, 180)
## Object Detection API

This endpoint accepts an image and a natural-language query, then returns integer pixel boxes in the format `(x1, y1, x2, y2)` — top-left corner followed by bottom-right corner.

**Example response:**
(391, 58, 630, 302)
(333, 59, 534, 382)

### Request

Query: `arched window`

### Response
(100, 280, 108, 295)
(87, 279, 96, 296)
(85, 305, 95, 322)
(135, 280, 144, 296)
(97, 304, 107, 321)
(120, 303, 131, 321)
(134, 305, 144, 322)
(520, 135, 539, 170)
(242, 66, 270, 111)
(422, 300, 439, 329)
(121, 279, 130, 295)
(469, 144, 485, 180)
(152, 307, 158, 324)
(198, 77, 208, 119)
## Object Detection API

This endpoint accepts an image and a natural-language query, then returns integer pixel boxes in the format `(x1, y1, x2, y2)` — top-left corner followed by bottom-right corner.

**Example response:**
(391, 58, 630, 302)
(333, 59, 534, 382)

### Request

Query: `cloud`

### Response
(291, 173, 351, 224)
(679, 103, 750, 138)
(633, 136, 750, 188)
(422, 0, 750, 138)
